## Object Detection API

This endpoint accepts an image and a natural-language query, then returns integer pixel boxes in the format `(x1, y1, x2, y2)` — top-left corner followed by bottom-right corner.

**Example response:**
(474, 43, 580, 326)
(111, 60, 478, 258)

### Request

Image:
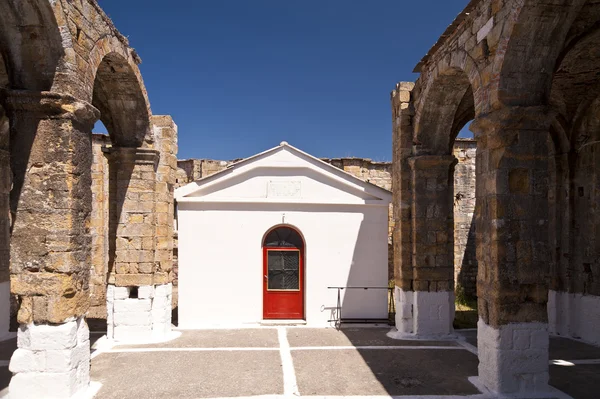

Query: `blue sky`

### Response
(95, 0, 472, 161)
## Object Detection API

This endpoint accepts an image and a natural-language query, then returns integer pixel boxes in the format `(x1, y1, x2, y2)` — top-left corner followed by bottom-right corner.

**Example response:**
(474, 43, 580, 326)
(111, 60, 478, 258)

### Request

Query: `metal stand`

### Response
(327, 286, 395, 330)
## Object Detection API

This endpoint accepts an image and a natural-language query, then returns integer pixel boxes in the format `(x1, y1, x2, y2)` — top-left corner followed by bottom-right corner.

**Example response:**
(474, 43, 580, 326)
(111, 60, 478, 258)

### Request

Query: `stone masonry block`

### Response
(20, 321, 78, 350)
(77, 318, 90, 346)
(9, 371, 80, 399)
(151, 307, 169, 323)
(478, 319, 549, 394)
(45, 341, 90, 373)
(512, 329, 531, 350)
(106, 285, 114, 302)
(114, 311, 152, 326)
(138, 285, 154, 299)
(113, 286, 130, 300)
(151, 295, 169, 310)
(113, 298, 152, 313)
(530, 329, 549, 350)
(155, 283, 172, 297)
(9, 349, 46, 373)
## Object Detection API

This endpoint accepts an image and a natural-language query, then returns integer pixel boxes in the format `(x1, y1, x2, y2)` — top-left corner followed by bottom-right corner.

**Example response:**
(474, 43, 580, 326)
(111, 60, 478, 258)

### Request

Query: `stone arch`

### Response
(413, 51, 482, 155)
(492, 0, 587, 108)
(0, 0, 63, 91)
(0, 1, 66, 338)
(555, 25, 600, 146)
(547, 4, 600, 312)
(88, 37, 153, 148)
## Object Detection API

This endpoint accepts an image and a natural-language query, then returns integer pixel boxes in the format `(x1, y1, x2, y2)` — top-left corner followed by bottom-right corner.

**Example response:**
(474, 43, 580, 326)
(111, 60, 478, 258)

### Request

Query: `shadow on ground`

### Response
(288, 327, 479, 396)
(0, 337, 15, 391)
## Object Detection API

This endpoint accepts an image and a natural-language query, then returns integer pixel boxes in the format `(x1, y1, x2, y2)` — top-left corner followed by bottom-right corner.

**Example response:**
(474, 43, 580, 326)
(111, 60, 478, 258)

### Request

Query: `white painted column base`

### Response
(8, 317, 90, 399)
(548, 289, 600, 346)
(477, 318, 550, 396)
(389, 287, 455, 339)
(107, 283, 172, 342)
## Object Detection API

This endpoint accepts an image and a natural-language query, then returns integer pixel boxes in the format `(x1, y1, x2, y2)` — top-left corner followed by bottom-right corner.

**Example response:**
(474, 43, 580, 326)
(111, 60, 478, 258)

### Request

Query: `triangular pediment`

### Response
(175, 143, 391, 205)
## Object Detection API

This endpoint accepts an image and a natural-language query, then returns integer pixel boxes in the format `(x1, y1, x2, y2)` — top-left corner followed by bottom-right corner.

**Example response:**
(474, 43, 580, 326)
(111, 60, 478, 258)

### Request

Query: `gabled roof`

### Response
(175, 142, 392, 204)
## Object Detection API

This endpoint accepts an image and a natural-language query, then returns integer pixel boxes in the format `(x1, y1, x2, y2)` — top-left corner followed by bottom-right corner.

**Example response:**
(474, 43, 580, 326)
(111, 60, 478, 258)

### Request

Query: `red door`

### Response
(263, 227, 304, 319)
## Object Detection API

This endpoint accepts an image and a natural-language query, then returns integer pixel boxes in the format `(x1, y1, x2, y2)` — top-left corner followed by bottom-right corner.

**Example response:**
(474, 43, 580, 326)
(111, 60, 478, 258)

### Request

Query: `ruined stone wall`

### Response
(452, 139, 477, 300)
(89, 134, 111, 320)
(389, 1, 600, 392)
(0, 0, 180, 393)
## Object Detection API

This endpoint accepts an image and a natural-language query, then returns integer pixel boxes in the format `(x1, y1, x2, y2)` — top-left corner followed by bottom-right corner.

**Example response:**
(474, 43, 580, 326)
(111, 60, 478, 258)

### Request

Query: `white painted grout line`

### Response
(456, 339, 478, 355)
(277, 326, 300, 397)
(102, 344, 466, 354)
(105, 347, 281, 353)
(202, 395, 493, 399)
(291, 345, 465, 351)
(467, 376, 491, 396)
(468, 376, 574, 399)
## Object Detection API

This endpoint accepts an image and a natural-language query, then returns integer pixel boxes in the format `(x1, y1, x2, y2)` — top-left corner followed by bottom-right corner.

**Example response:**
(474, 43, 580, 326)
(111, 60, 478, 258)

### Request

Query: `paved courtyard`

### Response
(0, 326, 599, 398)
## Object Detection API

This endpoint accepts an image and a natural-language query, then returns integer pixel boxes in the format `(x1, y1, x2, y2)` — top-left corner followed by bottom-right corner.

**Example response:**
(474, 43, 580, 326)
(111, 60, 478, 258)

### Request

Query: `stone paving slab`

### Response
(292, 348, 479, 396)
(0, 367, 10, 392)
(550, 364, 600, 399)
(287, 327, 459, 347)
(456, 329, 477, 348)
(549, 336, 600, 360)
(92, 350, 283, 398)
(117, 329, 280, 349)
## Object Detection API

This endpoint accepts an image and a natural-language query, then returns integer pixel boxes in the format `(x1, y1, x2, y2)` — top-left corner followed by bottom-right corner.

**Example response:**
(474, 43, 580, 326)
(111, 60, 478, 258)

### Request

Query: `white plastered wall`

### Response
(548, 290, 600, 346)
(176, 144, 391, 328)
(177, 202, 389, 328)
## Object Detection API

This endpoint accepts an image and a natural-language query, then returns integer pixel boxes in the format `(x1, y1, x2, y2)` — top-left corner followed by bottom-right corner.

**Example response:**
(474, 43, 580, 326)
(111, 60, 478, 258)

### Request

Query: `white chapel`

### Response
(175, 142, 392, 327)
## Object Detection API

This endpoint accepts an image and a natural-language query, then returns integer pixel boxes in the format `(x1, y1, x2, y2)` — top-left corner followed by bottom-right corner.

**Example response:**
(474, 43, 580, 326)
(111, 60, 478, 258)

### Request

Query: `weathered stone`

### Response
(1, 0, 177, 395)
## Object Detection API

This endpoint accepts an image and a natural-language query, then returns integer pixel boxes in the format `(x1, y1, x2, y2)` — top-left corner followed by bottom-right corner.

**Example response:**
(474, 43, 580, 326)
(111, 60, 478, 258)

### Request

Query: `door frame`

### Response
(262, 225, 305, 320)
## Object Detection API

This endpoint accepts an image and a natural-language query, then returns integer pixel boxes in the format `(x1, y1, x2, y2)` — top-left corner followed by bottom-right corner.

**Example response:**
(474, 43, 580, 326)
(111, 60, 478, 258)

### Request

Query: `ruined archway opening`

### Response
(89, 52, 153, 330)
(0, 0, 63, 91)
(92, 52, 150, 148)
(447, 83, 478, 330)
(547, 20, 600, 343)
(402, 67, 479, 335)
(414, 68, 472, 155)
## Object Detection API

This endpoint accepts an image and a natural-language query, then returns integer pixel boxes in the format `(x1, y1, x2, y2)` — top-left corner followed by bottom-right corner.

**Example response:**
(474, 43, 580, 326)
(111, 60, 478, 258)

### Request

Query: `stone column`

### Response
(0, 140, 9, 337)
(88, 134, 111, 322)
(106, 146, 172, 341)
(152, 115, 178, 317)
(391, 82, 416, 334)
(1, 90, 98, 399)
(547, 151, 570, 337)
(398, 155, 456, 337)
(471, 106, 551, 396)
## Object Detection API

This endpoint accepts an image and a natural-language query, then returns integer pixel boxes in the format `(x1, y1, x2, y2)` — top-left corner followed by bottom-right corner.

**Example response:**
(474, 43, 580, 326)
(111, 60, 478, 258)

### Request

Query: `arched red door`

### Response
(263, 226, 304, 319)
